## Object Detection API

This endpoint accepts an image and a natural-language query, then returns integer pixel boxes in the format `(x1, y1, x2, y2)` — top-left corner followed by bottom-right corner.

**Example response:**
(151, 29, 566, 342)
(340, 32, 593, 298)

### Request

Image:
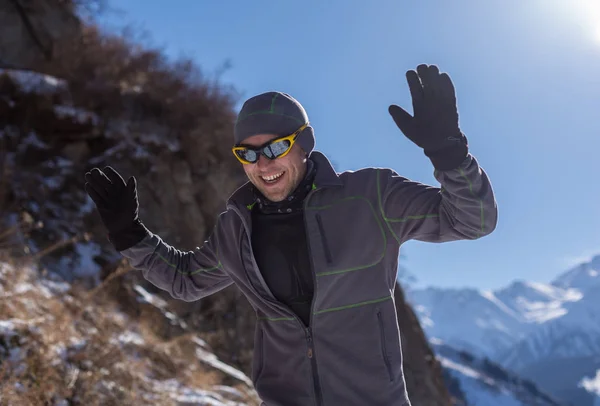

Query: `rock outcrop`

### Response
(0, 0, 81, 69)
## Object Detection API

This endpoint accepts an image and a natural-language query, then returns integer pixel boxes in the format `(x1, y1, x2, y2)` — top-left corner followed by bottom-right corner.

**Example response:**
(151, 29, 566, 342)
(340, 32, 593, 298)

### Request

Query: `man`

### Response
(84, 64, 497, 406)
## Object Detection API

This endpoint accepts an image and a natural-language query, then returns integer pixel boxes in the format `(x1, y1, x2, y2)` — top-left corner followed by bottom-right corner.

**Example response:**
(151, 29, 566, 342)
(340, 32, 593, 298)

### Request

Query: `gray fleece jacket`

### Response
(120, 150, 498, 406)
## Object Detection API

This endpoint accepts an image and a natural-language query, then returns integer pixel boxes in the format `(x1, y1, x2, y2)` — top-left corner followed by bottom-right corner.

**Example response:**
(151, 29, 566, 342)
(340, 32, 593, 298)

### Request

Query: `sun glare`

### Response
(580, 0, 600, 44)
(564, 0, 600, 44)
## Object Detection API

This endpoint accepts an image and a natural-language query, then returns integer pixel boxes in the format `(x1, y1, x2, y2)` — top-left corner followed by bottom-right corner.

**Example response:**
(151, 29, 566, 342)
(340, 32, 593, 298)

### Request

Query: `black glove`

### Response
(84, 166, 149, 251)
(389, 64, 469, 171)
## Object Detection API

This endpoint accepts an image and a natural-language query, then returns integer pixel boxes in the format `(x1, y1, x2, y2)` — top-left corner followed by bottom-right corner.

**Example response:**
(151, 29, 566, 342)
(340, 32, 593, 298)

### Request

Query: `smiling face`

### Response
(241, 133, 307, 202)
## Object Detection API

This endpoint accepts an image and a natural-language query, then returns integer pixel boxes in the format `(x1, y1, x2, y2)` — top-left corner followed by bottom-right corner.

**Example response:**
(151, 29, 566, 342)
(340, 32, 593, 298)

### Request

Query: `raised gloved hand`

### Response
(388, 64, 469, 171)
(84, 166, 148, 251)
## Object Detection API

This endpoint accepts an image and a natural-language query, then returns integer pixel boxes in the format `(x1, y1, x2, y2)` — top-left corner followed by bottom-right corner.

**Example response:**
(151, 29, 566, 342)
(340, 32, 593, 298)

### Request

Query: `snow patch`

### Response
(20, 131, 48, 150)
(39, 278, 71, 296)
(192, 336, 209, 348)
(439, 355, 485, 381)
(111, 331, 145, 346)
(148, 378, 246, 406)
(580, 369, 600, 397)
(134, 285, 168, 309)
(43, 176, 63, 190)
(44, 156, 73, 169)
(480, 290, 523, 321)
(0, 320, 18, 337)
(54, 105, 99, 125)
(193, 338, 252, 387)
(132, 284, 188, 329)
(429, 337, 444, 345)
(0, 69, 66, 93)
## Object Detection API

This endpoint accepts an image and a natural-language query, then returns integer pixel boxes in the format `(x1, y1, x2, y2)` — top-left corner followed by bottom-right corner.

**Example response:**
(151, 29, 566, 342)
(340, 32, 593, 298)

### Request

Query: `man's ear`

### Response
(295, 143, 308, 158)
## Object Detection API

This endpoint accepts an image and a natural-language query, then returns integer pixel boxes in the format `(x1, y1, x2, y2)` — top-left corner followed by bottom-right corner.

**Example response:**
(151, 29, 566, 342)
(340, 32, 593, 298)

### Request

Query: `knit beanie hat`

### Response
(234, 91, 315, 156)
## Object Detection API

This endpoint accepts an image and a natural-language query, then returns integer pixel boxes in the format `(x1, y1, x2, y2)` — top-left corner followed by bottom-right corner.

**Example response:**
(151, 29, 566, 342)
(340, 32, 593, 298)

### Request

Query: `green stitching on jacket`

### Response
(376, 169, 442, 244)
(258, 296, 393, 321)
(257, 316, 296, 322)
(385, 214, 439, 223)
(458, 167, 485, 237)
(270, 92, 278, 111)
(377, 170, 402, 244)
(314, 295, 392, 315)
(153, 252, 223, 275)
(306, 196, 387, 276)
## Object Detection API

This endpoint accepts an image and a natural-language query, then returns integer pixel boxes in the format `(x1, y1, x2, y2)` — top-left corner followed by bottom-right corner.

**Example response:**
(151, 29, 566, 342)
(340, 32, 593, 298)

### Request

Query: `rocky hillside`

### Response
(0, 2, 455, 404)
(0, 254, 260, 405)
(0, 0, 81, 69)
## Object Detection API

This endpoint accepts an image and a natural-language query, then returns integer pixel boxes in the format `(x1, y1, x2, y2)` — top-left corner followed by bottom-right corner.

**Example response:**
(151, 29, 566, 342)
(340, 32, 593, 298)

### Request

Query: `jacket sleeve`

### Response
(119, 216, 234, 302)
(376, 154, 498, 244)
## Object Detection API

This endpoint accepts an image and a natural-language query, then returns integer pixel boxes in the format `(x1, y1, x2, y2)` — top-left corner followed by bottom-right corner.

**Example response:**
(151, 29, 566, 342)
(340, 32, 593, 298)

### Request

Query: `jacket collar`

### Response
(227, 150, 342, 211)
(311, 150, 343, 189)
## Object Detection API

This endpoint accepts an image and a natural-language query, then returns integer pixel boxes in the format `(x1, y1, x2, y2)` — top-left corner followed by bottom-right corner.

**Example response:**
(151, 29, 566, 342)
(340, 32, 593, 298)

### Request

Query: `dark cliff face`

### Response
(394, 282, 454, 405)
(0, 0, 81, 68)
(0, 6, 453, 404)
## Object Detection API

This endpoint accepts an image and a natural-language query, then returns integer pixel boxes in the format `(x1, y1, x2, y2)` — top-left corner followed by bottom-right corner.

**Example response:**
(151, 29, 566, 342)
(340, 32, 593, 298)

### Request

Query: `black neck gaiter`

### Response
(250, 158, 317, 326)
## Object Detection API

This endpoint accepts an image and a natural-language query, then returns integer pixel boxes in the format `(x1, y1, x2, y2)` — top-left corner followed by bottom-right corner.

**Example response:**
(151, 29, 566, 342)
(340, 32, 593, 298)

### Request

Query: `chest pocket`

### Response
(306, 196, 386, 275)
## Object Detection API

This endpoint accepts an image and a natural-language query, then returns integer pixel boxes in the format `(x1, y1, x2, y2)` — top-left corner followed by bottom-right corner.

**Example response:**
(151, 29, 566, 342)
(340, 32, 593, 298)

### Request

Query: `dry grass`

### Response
(34, 22, 239, 144)
(0, 249, 260, 406)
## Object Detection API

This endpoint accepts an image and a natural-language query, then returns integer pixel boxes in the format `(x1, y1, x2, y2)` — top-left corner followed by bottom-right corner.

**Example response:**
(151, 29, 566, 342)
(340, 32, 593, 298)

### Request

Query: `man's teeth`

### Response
(262, 172, 284, 181)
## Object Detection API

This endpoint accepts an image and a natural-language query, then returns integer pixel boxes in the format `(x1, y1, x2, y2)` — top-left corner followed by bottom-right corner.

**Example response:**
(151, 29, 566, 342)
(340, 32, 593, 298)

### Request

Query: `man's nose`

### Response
(256, 154, 272, 168)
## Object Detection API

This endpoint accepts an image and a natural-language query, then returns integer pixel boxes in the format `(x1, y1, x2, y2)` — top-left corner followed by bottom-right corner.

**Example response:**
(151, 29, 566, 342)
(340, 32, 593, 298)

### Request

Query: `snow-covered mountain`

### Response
(408, 277, 587, 361)
(409, 287, 529, 359)
(407, 254, 600, 406)
(432, 340, 563, 406)
(500, 283, 600, 370)
(407, 255, 600, 360)
(552, 255, 600, 291)
(494, 280, 582, 324)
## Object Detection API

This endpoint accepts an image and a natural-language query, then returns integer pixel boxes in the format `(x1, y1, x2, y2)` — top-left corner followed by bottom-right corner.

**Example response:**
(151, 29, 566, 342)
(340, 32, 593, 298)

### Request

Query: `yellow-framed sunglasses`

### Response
(232, 122, 309, 164)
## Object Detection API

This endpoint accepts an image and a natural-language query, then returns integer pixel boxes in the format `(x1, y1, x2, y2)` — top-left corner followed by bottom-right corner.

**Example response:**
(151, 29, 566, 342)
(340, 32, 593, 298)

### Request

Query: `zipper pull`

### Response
(306, 328, 313, 358)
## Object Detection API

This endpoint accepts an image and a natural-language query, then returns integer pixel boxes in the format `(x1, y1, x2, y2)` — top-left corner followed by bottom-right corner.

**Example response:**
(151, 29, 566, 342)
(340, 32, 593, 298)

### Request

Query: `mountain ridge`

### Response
(406, 253, 600, 406)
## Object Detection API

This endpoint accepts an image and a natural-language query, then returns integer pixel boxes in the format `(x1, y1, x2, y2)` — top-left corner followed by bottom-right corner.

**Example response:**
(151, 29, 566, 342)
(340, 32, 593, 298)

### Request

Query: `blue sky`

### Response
(97, 0, 600, 291)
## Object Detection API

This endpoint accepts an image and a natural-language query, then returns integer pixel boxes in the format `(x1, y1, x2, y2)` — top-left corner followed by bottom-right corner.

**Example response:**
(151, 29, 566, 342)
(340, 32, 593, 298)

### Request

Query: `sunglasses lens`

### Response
(265, 139, 292, 159)
(235, 136, 295, 163)
(236, 149, 258, 163)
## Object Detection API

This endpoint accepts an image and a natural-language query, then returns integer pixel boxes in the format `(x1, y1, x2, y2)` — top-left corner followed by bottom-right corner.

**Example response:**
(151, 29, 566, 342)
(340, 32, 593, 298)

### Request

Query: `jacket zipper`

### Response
(377, 310, 394, 382)
(304, 189, 324, 406)
(231, 204, 323, 406)
(305, 326, 323, 406)
(315, 213, 333, 265)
